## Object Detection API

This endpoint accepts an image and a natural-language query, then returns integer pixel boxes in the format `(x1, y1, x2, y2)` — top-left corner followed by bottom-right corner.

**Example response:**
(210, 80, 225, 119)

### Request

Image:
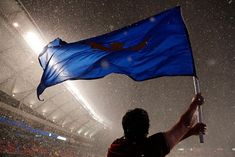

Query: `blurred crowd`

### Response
(0, 115, 100, 157)
(0, 137, 77, 157)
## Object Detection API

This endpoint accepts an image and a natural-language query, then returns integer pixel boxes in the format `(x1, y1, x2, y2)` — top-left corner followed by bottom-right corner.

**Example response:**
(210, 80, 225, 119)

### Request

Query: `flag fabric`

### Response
(37, 6, 196, 99)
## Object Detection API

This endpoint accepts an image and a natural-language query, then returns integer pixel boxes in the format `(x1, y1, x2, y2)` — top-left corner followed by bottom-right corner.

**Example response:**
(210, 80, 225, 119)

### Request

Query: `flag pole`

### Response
(193, 76, 204, 143)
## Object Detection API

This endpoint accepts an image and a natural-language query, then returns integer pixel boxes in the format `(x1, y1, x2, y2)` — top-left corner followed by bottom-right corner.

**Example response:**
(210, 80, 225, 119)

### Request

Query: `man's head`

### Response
(122, 108, 150, 141)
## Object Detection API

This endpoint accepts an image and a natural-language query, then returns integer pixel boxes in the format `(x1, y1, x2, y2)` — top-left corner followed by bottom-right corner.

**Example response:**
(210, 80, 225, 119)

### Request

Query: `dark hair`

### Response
(122, 108, 150, 141)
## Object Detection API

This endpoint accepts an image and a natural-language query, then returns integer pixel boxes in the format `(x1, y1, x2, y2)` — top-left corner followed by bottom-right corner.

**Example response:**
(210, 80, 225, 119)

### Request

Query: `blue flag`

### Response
(37, 7, 196, 100)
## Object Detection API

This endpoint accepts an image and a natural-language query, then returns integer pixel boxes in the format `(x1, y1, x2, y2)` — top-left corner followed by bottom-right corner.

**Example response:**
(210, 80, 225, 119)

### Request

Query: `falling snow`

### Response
(0, 0, 234, 157)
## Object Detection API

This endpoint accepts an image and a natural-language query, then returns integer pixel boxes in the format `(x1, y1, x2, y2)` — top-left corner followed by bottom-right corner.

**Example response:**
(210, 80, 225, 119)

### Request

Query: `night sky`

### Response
(20, 0, 234, 156)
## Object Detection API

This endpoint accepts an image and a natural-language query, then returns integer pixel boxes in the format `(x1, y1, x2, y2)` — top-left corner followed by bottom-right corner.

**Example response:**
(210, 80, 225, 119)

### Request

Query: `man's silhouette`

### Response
(107, 94, 206, 157)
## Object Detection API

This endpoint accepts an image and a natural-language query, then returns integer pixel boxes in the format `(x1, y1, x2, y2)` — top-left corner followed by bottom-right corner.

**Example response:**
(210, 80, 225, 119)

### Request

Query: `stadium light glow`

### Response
(42, 110, 46, 115)
(65, 81, 108, 127)
(23, 31, 45, 55)
(89, 129, 98, 138)
(57, 136, 66, 141)
(78, 129, 82, 134)
(178, 148, 184, 151)
(12, 22, 19, 27)
(84, 131, 88, 136)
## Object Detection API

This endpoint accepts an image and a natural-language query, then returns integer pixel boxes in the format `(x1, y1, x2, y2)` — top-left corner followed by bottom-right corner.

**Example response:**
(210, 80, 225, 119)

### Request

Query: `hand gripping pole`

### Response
(193, 76, 204, 143)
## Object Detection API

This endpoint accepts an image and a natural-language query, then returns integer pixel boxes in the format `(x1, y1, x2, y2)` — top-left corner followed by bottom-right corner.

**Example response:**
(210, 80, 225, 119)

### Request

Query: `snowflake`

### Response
(150, 17, 155, 22)
(101, 60, 109, 69)
(127, 56, 133, 62)
(109, 25, 114, 30)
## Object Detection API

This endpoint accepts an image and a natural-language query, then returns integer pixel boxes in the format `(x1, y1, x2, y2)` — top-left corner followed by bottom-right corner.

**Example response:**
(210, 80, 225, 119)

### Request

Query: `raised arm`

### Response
(163, 94, 204, 149)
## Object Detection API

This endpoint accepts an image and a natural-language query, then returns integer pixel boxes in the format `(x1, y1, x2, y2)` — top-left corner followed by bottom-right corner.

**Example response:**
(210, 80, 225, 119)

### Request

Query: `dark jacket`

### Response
(107, 133, 170, 157)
